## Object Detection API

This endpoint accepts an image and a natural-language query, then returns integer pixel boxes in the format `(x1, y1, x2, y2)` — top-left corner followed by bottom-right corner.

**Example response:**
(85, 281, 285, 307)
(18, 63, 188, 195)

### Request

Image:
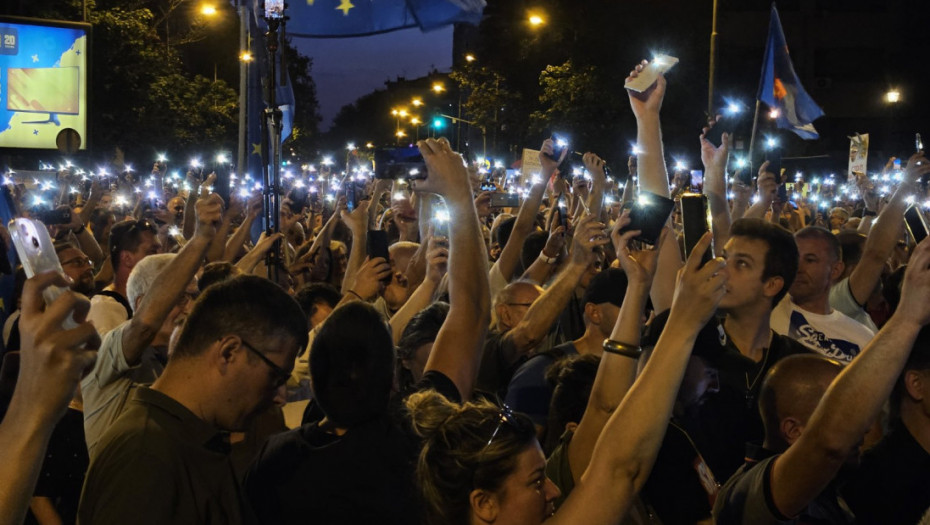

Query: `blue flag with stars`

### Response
(278, 0, 485, 38)
(758, 3, 824, 140)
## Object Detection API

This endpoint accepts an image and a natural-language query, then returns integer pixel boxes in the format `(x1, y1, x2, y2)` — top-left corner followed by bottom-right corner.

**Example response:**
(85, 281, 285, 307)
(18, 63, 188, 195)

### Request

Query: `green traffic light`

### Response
(432, 118, 445, 129)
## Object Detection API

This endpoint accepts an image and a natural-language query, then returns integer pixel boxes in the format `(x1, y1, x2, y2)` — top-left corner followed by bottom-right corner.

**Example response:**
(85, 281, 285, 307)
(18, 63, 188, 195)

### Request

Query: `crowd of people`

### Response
(1, 59, 930, 525)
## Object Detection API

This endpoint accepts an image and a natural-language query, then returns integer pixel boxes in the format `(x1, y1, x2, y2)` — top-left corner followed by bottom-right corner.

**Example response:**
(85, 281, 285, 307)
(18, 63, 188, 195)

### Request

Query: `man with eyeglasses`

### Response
(87, 217, 162, 336)
(79, 273, 308, 524)
(55, 244, 95, 296)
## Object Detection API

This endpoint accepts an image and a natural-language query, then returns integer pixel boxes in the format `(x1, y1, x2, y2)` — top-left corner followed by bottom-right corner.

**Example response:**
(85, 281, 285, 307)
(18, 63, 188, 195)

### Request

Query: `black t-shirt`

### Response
(476, 331, 523, 399)
(641, 421, 719, 525)
(842, 419, 930, 525)
(26, 407, 88, 525)
(645, 310, 811, 481)
(244, 371, 460, 525)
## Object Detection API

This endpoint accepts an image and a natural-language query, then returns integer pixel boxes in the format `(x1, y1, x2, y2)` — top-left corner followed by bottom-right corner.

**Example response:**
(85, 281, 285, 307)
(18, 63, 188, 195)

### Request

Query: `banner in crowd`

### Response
(848, 133, 869, 181)
(758, 4, 824, 140)
(520, 148, 541, 186)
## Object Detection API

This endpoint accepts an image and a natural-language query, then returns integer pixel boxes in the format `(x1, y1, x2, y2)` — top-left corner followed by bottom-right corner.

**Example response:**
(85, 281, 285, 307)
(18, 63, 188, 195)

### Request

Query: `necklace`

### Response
(745, 341, 772, 407)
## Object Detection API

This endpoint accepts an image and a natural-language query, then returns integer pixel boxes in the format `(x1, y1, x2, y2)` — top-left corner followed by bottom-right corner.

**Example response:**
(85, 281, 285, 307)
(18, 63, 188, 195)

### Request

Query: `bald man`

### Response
(714, 238, 930, 525)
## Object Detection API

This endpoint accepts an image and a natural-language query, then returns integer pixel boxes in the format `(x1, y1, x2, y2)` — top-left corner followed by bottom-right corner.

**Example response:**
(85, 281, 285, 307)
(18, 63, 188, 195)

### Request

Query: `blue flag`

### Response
(758, 4, 824, 140)
(278, 0, 485, 38)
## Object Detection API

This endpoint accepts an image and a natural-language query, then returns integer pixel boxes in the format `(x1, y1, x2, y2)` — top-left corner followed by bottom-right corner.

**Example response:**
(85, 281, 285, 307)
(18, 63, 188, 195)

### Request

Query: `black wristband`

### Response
(602, 339, 642, 359)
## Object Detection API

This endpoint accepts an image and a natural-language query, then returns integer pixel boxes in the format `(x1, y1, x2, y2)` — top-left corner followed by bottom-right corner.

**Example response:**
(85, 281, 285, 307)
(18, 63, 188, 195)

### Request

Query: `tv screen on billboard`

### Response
(0, 17, 89, 150)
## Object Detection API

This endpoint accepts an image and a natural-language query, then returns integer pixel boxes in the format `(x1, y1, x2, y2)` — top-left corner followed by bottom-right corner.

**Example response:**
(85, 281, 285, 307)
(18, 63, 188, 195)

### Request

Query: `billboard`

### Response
(0, 17, 89, 150)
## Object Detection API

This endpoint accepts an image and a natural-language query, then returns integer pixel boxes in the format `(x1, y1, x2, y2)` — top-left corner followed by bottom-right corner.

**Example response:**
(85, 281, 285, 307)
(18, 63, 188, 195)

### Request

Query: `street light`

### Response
(768, 108, 780, 119)
(432, 82, 445, 94)
(239, 51, 252, 62)
(465, 53, 476, 62)
(201, 4, 218, 16)
(885, 89, 901, 104)
(528, 12, 545, 27)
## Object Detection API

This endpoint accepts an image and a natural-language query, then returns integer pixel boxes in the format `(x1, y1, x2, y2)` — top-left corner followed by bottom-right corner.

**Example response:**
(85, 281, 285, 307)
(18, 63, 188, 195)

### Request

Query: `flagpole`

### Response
(747, 99, 762, 173)
(707, 0, 719, 118)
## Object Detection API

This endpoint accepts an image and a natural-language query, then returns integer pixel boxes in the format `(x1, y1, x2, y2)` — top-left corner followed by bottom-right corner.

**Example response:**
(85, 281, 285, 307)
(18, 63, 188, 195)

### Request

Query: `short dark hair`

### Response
(494, 217, 517, 248)
(310, 301, 394, 427)
(173, 275, 308, 360)
(543, 354, 600, 454)
(836, 230, 866, 268)
(520, 230, 549, 272)
(108, 219, 158, 269)
(795, 226, 842, 263)
(294, 283, 342, 320)
(730, 218, 799, 305)
(891, 325, 930, 411)
(395, 302, 449, 394)
(198, 261, 240, 292)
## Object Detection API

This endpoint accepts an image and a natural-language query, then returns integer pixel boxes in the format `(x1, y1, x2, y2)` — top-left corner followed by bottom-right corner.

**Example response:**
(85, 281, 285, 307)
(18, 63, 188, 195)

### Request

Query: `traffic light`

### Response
(432, 117, 445, 129)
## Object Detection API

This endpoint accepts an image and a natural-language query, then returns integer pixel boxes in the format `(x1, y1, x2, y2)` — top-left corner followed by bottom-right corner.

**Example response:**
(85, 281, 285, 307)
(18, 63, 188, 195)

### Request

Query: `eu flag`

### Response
(758, 4, 824, 140)
(281, 0, 485, 38)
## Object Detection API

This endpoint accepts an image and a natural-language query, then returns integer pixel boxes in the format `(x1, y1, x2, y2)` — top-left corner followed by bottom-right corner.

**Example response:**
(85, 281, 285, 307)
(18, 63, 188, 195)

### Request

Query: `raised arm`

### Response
(495, 142, 557, 283)
(0, 272, 100, 525)
(390, 234, 448, 343)
(567, 211, 662, 485)
(583, 153, 608, 219)
(223, 196, 262, 262)
(626, 60, 669, 198)
(848, 152, 930, 304)
(505, 214, 608, 361)
(743, 162, 778, 219)
(79, 181, 104, 227)
(340, 198, 371, 294)
(417, 138, 491, 401)
(552, 233, 726, 525)
(700, 128, 732, 254)
(118, 194, 222, 366)
(768, 237, 930, 517)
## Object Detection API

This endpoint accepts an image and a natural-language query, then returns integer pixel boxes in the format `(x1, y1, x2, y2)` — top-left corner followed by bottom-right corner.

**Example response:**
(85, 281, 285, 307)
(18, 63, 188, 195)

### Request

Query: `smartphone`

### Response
(704, 112, 738, 147)
(556, 193, 569, 230)
(624, 55, 679, 93)
(905, 205, 928, 245)
(680, 193, 713, 265)
(37, 207, 72, 225)
(690, 170, 704, 188)
(490, 193, 520, 208)
(8, 218, 78, 328)
(366, 230, 393, 283)
(736, 167, 754, 187)
(214, 169, 231, 209)
(545, 134, 569, 162)
(432, 214, 450, 239)
(894, 158, 902, 170)
(345, 181, 357, 212)
(264, 0, 284, 18)
(917, 133, 924, 153)
(374, 147, 427, 180)
(618, 190, 675, 245)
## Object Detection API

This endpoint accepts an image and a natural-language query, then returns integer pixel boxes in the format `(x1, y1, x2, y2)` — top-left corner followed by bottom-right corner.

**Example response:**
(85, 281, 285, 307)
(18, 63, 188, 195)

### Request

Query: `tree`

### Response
(282, 39, 322, 159)
(450, 64, 526, 158)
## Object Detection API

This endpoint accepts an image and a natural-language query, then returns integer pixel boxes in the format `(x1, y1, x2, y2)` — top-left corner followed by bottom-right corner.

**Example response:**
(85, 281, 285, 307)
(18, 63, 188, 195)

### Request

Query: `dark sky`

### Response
(293, 26, 453, 130)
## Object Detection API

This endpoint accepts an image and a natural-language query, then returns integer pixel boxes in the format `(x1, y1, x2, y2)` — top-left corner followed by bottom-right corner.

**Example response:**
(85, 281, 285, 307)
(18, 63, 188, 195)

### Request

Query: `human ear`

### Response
(469, 488, 499, 524)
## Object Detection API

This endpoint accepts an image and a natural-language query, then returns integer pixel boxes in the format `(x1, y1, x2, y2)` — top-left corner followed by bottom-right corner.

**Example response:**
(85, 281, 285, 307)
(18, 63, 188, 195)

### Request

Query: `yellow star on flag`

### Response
(251, 143, 262, 155)
(336, 0, 354, 16)
(306, 0, 314, 4)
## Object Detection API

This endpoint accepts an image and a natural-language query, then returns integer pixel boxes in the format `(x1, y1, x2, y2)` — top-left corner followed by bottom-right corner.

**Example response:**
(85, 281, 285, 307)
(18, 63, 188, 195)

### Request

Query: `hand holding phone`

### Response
(624, 55, 679, 93)
(8, 218, 79, 329)
(681, 193, 714, 266)
(618, 191, 675, 245)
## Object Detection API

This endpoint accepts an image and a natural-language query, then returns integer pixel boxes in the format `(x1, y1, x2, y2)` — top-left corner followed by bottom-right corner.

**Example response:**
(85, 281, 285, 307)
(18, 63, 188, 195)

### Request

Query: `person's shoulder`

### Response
(771, 332, 813, 358)
(714, 455, 787, 525)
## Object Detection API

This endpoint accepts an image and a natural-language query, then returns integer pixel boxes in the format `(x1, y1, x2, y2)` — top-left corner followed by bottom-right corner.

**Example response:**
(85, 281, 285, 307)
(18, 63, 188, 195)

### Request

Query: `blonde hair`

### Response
(405, 390, 536, 525)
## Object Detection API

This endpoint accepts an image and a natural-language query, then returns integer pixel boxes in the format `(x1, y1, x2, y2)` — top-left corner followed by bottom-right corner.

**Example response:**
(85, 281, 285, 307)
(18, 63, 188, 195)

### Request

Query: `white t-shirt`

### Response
(771, 296, 875, 363)
(829, 277, 878, 332)
(87, 292, 130, 337)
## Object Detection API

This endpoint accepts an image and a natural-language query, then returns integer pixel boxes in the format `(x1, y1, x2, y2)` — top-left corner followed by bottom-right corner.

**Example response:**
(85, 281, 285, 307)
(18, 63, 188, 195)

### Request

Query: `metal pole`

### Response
(237, 2, 247, 175)
(747, 99, 762, 174)
(707, 0, 719, 118)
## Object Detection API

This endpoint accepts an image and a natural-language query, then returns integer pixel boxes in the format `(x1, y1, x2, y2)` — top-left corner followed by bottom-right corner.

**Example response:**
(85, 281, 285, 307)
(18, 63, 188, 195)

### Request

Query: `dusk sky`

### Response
(293, 26, 453, 130)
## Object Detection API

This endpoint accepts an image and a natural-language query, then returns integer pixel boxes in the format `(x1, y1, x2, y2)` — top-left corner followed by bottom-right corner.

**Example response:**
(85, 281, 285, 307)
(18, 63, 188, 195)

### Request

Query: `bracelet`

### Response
(538, 252, 558, 265)
(863, 209, 877, 217)
(73, 224, 86, 234)
(346, 289, 363, 301)
(602, 339, 642, 359)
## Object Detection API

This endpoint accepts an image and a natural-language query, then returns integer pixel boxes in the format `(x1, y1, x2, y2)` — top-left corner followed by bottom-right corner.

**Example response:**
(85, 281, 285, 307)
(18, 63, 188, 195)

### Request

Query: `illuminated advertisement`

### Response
(0, 17, 89, 149)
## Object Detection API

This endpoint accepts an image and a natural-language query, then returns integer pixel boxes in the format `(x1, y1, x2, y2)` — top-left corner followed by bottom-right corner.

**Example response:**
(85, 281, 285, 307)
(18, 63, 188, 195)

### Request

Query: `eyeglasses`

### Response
(484, 404, 517, 449)
(61, 256, 93, 269)
(238, 337, 290, 388)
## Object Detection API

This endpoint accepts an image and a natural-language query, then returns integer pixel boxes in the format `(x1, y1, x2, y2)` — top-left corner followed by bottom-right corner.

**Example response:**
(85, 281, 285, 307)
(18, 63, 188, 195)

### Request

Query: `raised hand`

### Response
(612, 209, 664, 287)
(670, 232, 727, 328)
(626, 59, 667, 119)
(425, 234, 449, 284)
(412, 138, 470, 201)
(194, 193, 224, 240)
(570, 213, 610, 265)
(349, 256, 393, 301)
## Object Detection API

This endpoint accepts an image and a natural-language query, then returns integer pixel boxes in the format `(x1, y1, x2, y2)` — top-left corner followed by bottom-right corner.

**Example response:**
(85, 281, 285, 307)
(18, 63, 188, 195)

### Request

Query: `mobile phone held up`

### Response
(264, 0, 284, 18)
(374, 147, 427, 180)
(490, 193, 520, 208)
(366, 230, 393, 284)
(905, 205, 928, 245)
(36, 207, 72, 226)
(624, 55, 679, 93)
(618, 190, 675, 246)
(680, 193, 714, 265)
(545, 134, 570, 162)
(8, 218, 79, 328)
